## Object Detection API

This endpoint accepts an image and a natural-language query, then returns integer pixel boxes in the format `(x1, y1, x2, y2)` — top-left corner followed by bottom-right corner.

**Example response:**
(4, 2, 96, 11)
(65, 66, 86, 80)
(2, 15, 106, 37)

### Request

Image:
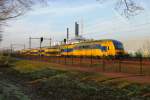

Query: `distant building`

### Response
(67, 35, 87, 44)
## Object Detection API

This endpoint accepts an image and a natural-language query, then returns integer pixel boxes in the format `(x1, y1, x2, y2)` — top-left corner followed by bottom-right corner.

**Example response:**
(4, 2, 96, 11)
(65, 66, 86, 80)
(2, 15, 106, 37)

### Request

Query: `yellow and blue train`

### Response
(18, 39, 125, 58)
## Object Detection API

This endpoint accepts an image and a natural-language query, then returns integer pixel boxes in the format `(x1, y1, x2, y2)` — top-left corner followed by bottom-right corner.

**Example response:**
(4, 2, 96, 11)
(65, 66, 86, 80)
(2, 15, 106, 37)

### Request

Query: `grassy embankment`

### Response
(14, 60, 150, 100)
(0, 58, 150, 100)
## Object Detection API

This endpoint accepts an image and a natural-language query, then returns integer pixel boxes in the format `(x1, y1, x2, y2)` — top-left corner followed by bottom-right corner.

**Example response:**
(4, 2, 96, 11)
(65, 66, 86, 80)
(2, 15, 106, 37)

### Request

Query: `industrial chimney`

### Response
(75, 22, 79, 37)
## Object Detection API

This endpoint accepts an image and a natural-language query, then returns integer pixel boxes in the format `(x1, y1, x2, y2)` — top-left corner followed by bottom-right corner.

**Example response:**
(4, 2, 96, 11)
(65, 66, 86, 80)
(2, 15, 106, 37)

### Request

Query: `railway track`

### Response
(15, 55, 150, 76)
(16, 55, 150, 65)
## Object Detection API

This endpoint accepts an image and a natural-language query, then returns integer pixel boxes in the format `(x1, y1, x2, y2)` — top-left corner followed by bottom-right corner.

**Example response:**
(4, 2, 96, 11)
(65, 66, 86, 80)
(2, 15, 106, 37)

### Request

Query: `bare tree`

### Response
(0, 0, 144, 24)
(0, 0, 46, 41)
(97, 0, 144, 18)
(0, 0, 46, 22)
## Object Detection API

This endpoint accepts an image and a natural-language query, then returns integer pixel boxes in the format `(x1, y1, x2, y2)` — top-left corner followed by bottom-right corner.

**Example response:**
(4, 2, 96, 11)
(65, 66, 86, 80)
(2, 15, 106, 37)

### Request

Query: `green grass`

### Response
(0, 55, 16, 67)
(0, 81, 30, 100)
(9, 60, 150, 100)
(14, 60, 51, 73)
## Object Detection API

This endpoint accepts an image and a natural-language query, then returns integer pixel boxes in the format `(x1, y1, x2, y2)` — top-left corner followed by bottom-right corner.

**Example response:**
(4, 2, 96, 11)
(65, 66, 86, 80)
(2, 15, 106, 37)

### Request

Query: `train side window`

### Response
(76, 46, 80, 49)
(82, 46, 84, 49)
(101, 46, 107, 51)
(86, 45, 88, 49)
(90, 44, 96, 49)
(78, 46, 82, 49)
(107, 47, 109, 50)
(82, 45, 87, 49)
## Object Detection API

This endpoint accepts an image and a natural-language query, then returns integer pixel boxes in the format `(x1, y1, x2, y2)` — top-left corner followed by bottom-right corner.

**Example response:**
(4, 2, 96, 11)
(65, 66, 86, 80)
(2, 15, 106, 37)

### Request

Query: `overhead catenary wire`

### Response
(82, 21, 150, 36)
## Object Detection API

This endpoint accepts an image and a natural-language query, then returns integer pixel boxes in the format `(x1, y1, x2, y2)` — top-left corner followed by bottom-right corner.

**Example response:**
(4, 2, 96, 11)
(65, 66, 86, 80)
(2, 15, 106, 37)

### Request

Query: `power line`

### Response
(85, 20, 150, 32)
(82, 21, 150, 36)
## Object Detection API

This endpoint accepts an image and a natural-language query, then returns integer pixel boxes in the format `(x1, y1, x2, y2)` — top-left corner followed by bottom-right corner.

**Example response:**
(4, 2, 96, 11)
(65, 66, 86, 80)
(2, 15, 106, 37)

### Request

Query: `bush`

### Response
(0, 55, 15, 67)
(134, 50, 143, 58)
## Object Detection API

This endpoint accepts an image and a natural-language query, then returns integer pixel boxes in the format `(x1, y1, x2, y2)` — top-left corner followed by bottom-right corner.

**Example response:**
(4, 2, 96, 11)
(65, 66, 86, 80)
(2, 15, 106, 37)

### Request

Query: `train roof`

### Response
(82, 39, 122, 43)
(19, 39, 122, 51)
(51, 39, 120, 47)
(61, 39, 122, 45)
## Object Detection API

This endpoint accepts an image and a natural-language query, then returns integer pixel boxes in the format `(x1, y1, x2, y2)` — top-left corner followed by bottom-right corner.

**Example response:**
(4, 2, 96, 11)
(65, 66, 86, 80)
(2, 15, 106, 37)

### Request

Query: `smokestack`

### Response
(67, 28, 69, 41)
(75, 22, 79, 37)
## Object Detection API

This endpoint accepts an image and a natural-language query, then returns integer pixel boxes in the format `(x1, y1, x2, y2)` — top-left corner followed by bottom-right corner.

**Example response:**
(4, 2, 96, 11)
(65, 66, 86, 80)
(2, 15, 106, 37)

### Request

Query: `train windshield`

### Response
(113, 41, 124, 50)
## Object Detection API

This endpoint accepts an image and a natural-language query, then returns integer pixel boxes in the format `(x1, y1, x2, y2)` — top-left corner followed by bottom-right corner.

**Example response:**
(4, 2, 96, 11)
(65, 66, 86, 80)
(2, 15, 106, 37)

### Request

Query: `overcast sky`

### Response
(1, 0, 150, 52)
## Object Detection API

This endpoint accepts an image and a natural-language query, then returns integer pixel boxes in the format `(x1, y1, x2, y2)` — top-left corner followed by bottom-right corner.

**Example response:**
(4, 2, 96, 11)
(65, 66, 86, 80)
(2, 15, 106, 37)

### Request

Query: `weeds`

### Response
(0, 81, 30, 100)
(0, 60, 149, 100)
(0, 55, 16, 67)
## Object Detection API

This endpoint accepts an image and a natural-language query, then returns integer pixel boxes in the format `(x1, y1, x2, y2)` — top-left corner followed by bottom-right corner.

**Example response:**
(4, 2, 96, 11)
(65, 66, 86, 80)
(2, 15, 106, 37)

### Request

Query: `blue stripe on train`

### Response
(95, 44, 107, 51)
(63, 48, 73, 52)
(62, 44, 107, 52)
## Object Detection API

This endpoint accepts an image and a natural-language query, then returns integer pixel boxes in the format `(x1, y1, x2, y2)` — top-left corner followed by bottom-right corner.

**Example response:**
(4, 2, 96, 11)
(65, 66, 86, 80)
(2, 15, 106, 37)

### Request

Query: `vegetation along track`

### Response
(0, 59, 150, 100)
(18, 56, 150, 75)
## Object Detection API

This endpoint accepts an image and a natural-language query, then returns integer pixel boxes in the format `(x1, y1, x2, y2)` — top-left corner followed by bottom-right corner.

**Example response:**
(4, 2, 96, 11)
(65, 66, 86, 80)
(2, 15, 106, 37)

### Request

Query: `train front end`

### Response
(112, 40, 126, 58)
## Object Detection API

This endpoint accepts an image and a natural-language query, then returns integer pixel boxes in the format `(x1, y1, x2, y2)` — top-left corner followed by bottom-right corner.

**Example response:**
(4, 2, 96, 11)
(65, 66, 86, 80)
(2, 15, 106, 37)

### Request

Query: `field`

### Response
(0, 59, 150, 100)
(19, 56, 150, 75)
